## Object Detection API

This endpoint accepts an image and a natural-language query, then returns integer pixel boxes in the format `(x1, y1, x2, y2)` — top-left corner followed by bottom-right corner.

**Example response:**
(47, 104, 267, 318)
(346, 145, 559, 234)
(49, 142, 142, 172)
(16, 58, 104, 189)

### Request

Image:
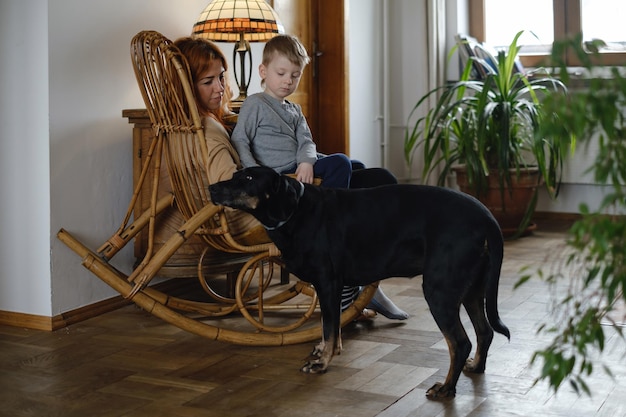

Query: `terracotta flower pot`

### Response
(454, 166, 541, 237)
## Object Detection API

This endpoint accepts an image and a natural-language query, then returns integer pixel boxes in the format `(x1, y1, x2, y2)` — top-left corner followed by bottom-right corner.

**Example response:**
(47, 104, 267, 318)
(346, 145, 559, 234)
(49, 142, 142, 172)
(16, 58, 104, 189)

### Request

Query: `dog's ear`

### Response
(262, 175, 301, 228)
(272, 172, 284, 194)
(267, 172, 299, 201)
(280, 176, 302, 202)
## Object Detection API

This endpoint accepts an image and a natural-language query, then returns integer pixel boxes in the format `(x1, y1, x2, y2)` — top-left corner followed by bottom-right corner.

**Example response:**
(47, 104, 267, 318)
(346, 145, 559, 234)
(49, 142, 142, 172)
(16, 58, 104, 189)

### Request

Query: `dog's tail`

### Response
(485, 224, 511, 340)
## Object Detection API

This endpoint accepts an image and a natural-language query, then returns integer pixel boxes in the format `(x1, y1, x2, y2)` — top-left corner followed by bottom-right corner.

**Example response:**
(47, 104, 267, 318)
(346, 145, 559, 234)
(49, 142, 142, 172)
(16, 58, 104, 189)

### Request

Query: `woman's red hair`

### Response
(174, 36, 233, 122)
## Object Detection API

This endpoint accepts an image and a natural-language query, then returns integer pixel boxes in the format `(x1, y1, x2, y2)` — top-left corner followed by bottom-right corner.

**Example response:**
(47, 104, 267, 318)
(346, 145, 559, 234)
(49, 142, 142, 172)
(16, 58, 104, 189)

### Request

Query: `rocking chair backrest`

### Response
(130, 30, 213, 224)
(129, 30, 277, 256)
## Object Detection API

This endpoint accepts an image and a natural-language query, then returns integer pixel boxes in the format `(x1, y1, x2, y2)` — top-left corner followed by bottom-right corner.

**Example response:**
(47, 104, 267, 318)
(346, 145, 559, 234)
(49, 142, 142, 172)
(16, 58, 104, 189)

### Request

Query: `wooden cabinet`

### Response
(123, 109, 229, 279)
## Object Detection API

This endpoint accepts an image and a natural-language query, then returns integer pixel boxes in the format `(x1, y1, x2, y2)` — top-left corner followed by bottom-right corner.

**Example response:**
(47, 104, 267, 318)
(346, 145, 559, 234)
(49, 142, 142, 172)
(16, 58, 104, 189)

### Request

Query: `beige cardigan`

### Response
(203, 116, 270, 245)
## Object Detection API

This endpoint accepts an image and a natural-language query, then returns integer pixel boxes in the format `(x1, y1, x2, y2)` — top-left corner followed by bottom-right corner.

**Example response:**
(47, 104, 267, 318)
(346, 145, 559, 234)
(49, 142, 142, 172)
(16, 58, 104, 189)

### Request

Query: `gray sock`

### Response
(367, 287, 409, 320)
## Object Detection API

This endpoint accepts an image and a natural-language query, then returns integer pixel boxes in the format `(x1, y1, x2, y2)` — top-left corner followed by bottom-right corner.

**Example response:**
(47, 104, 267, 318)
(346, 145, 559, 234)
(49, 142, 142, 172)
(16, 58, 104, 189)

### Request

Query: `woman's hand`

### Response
(295, 162, 314, 184)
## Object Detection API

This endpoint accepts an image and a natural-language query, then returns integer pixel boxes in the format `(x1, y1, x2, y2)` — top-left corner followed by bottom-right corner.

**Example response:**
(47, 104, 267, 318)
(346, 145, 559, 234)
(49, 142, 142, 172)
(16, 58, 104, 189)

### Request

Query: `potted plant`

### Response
(404, 31, 572, 237)
(518, 34, 626, 395)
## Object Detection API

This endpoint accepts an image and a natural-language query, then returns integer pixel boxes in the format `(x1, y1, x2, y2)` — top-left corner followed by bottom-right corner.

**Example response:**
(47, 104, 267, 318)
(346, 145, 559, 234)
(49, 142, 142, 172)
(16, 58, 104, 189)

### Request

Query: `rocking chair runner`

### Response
(57, 30, 377, 345)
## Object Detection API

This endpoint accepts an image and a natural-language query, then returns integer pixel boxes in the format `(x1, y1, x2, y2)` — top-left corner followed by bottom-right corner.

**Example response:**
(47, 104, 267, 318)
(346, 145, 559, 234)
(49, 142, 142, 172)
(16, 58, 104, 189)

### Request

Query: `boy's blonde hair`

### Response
(262, 34, 311, 68)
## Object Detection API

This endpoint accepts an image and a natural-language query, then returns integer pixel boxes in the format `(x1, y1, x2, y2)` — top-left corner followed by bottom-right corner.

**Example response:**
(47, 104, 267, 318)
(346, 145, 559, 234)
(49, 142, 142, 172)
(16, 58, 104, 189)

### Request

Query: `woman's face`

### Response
(196, 59, 226, 111)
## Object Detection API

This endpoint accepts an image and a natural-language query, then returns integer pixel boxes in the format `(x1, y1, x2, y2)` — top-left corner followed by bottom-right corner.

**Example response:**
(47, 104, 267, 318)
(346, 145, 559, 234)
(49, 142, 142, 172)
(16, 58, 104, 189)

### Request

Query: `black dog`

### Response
(209, 166, 510, 398)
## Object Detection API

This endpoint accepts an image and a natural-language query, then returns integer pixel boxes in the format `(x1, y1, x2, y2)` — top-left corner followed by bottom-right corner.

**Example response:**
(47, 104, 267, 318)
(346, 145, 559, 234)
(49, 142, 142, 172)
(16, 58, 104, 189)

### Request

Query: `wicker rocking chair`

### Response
(57, 30, 377, 346)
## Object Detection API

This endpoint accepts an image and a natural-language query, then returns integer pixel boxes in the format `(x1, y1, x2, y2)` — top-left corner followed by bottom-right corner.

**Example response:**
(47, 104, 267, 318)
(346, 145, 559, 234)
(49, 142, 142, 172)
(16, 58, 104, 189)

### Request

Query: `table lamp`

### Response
(192, 0, 285, 111)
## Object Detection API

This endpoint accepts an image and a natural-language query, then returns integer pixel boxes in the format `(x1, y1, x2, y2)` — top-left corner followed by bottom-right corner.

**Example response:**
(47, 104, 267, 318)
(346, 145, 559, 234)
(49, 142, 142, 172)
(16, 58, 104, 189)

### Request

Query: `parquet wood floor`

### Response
(1, 220, 625, 417)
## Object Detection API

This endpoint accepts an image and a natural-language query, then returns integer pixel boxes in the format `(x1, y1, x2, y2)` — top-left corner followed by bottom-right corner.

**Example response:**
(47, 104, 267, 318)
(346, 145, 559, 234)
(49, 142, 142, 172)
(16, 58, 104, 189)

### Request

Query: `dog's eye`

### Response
(246, 175, 253, 181)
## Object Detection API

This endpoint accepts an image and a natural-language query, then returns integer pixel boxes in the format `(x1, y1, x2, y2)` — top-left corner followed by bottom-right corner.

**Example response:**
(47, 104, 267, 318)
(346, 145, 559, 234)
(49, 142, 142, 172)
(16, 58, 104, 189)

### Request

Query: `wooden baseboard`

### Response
(0, 279, 192, 331)
(533, 211, 583, 222)
(0, 296, 130, 331)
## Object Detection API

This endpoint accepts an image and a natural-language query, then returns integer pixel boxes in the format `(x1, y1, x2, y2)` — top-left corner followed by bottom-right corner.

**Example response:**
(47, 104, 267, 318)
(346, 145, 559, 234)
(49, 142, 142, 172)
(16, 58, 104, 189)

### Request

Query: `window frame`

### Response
(469, 0, 626, 67)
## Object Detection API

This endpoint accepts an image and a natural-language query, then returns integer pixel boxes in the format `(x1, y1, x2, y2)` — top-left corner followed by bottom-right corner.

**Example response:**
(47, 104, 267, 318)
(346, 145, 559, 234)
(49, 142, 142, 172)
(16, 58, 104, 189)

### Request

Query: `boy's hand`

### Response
(295, 162, 314, 184)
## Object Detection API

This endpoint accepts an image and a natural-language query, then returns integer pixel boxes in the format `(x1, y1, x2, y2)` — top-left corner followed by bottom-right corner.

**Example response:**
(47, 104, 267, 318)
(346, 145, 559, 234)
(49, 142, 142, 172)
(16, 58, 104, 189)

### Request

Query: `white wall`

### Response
(0, 0, 237, 317)
(347, 0, 432, 175)
(1, 0, 265, 317)
(0, 0, 51, 315)
(348, 0, 470, 182)
(354, 0, 461, 182)
(348, 0, 383, 168)
(48, 0, 227, 316)
(536, 131, 622, 214)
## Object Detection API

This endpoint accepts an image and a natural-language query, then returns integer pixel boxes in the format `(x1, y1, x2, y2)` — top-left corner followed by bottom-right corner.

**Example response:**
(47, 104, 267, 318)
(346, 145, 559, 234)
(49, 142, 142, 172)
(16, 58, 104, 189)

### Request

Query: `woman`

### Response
(174, 36, 266, 244)
(174, 36, 408, 321)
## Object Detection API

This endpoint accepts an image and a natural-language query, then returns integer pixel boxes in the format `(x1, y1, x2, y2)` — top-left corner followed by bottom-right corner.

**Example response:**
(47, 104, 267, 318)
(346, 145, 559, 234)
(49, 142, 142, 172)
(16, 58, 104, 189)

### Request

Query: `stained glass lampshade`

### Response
(192, 0, 285, 108)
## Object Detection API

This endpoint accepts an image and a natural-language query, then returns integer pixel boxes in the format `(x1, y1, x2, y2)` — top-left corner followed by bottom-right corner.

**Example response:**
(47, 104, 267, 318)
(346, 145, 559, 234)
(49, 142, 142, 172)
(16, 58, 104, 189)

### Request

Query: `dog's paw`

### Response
(301, 360, 328, 374)
(464, 357, 486, 373)
(425, 382, 456, 399)
(310, 340, 326, 357)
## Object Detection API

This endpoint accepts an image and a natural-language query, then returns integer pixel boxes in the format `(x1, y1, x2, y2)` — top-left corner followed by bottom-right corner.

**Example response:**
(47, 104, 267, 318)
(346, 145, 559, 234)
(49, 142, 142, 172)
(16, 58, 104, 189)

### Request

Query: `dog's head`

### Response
(209, 166, 302, 229)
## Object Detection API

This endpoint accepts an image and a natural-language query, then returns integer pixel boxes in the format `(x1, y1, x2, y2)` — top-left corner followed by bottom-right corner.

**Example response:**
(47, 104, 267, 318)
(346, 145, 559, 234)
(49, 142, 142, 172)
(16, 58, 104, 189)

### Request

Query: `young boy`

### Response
(231, 34, 352, 188)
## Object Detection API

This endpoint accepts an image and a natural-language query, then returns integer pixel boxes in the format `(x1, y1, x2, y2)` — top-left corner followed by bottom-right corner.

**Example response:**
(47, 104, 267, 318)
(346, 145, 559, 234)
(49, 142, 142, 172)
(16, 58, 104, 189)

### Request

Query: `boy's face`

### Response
(259, 54, 303, 101)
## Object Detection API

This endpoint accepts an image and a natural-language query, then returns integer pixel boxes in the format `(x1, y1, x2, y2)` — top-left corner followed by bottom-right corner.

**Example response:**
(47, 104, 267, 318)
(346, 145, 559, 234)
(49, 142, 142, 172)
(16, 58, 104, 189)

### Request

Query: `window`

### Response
(469, 0, 626, 67)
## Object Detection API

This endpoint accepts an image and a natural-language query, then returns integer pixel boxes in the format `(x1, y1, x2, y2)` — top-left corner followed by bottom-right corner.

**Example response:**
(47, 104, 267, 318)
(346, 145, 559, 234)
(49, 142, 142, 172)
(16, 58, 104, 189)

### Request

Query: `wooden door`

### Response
(272, 0, 348, 155)
(310, 0, 349, 155)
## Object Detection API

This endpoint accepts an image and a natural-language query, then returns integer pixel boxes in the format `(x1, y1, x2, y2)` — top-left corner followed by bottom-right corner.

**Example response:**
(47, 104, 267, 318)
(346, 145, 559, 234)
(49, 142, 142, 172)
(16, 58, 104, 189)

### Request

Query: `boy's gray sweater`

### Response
(231, 92, 318, 173)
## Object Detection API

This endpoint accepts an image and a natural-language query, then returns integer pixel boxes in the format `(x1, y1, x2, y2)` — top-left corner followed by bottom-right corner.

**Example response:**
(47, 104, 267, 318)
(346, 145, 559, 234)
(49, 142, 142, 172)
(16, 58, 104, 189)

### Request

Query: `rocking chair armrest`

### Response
(193, 201, 280, 256)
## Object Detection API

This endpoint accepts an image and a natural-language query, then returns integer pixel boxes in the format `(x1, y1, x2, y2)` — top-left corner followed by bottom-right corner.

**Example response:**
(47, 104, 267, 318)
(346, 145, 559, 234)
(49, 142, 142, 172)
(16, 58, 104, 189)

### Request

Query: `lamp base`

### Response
(229, 99, 244, 114)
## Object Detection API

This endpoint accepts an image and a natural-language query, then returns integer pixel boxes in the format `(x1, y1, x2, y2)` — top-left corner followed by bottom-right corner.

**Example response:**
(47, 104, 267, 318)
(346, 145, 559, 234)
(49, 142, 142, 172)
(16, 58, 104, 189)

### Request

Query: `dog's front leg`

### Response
(309, 321, 342, 357)
(301, 281, 342, 374)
